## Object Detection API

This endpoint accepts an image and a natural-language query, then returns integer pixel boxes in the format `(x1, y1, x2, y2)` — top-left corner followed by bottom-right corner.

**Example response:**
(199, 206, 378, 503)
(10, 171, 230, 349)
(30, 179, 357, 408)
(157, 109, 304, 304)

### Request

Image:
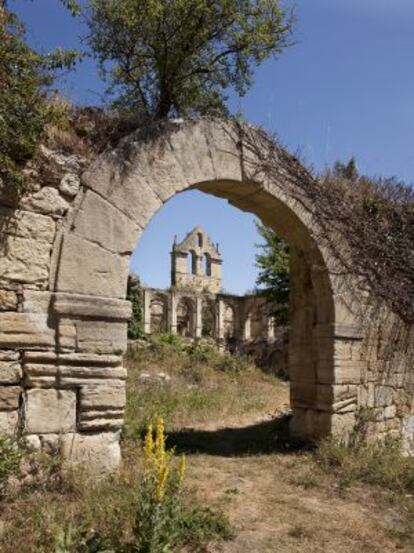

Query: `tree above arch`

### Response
(86, 0, 294, 118)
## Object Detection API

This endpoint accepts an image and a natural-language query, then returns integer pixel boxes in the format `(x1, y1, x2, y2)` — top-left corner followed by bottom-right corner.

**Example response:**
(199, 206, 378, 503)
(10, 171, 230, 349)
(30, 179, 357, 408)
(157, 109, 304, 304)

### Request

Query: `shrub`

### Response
(0, 6, 78, 192)
(127, 275, 144, 340)
(0, 436, 24, 492)
(316, 436, 414, 494)
(148, 333, 186, 357)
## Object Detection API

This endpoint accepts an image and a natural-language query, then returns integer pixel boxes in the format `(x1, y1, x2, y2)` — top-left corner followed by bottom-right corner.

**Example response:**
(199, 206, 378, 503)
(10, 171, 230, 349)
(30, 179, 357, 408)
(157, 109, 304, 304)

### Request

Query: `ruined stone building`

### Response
(0, 118, 412, 471)
(142, 226, 279, 349)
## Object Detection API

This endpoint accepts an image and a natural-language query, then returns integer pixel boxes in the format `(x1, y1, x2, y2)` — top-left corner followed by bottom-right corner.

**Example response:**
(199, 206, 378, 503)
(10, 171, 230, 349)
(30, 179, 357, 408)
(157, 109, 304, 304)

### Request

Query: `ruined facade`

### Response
(143, 226, 277, 348)
(0, 118, 412, 472)
(171, 226, 222, 293)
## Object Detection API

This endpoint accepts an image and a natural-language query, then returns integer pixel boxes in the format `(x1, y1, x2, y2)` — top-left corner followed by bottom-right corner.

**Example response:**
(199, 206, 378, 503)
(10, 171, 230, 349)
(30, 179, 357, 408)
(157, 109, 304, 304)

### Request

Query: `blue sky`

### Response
(11, 0, 414, 293)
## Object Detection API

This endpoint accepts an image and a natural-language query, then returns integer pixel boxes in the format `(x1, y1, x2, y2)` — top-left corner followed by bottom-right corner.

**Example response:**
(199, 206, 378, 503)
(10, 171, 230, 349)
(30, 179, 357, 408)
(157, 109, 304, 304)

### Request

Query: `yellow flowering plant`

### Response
(134, 416, 187, 552)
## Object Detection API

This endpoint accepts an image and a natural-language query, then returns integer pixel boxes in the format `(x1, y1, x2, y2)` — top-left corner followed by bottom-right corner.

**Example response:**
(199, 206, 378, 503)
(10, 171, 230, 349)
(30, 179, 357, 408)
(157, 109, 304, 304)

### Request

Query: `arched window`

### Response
(204, 253, 212, 276)
(197, 232, 203, 248)
(187, 250, 197, 275)
(250, 310, 262, 338)
(202, 298, 216, 337)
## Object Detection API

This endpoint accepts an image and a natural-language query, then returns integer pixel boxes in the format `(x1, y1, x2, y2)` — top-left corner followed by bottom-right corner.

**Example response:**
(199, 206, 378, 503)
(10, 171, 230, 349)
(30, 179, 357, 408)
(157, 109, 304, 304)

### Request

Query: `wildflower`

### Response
(155, 416, 165, 465)
(178, 454, 186, 485)
(157, 463, 170, 500)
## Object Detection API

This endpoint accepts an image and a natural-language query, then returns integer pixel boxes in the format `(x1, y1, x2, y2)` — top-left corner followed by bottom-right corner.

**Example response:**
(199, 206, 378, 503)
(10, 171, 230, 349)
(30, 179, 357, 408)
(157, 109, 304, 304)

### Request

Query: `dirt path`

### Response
(180, 410, 412, 553)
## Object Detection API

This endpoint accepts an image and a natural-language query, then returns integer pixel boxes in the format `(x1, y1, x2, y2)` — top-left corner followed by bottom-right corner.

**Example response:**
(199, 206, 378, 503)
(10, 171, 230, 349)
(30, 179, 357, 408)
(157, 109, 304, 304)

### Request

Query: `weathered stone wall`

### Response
(142, 286, 276, 344)
(356, 306, 414, 453)
(0, 118, 412, 471)
(0, 146, 129, 473)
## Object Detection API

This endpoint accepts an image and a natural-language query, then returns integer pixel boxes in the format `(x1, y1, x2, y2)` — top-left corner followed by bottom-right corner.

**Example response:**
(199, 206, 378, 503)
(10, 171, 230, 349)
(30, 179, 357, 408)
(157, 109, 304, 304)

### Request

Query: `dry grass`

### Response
(123, 339, 289, 442)
(0, 342, 413, 552)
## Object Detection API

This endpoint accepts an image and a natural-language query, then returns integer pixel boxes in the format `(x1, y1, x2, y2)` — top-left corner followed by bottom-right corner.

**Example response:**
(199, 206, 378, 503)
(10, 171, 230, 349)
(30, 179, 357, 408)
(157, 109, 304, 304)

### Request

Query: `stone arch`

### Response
(0, 118, 376, 471)
(201, 297, 216, 337)
(223, 303, 236, 339)
(248, 308, 263, 339)
(176, 296, 195, 337)
(149, 293, 168, 334)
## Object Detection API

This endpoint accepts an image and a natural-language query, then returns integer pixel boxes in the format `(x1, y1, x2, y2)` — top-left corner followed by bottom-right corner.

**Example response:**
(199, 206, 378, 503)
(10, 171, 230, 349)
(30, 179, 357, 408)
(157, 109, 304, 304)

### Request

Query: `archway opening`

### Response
(201, 297, 216, 338)
(125, 188, 295, 454)
(149, 293, 168, 334)
(53, 120, 341, 460)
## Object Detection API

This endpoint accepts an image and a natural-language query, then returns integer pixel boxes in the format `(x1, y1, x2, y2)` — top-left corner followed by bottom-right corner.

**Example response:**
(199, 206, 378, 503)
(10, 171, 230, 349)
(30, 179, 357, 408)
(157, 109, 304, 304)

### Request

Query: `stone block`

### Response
(25, 389, 76, 434)
(374, 386, 393, 407)
(39, 145, 82, 175)
(56, 234, 129, 299)
(127, 121, 217, 202)
(78, 416, 124, 432)
(290, 381, 317, 409)
(0, 206, 55, 243)
(58, 321, 76, 350)
(59, 173, 80, 197)
(81, 147, 163, 227)
(0, 386, 20, 410)
(373, 405, 397, 422)
(330, 412, 357, 437)
(20, 186, 69, 217)
(316, 384, 357, 413)
(24, 434, 41, 450)
(76, 320, 127, 354)
(317, 359, 364, 384)
(24, 361, 126, 389)
(0, 410, 19, 436)
(0, 361, 22, 383)
(23, 351, 123, 367)
(383, 405, 397, 420)
(80, 383, 126, 410)
(40, 433, 60, 454)
(71, 190, 140, 255)
(22, 290, 52, 314)
(0, 234, 52, 284)
(0, 290, 17, 311)
(402, 416, 414, 454)
(60, 431, 121, 475)
(289, 408, 331, 439)
(0, 351, 19, 361)
(0, 312, 54, 348)
(53, 293, 132, 320)
(317, 339, 353, 361)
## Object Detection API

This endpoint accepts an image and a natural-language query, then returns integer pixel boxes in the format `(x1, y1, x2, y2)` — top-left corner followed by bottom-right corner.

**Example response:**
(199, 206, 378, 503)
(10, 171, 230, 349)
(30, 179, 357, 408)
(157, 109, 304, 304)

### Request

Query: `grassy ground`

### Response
(0, 337, 413, 552)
